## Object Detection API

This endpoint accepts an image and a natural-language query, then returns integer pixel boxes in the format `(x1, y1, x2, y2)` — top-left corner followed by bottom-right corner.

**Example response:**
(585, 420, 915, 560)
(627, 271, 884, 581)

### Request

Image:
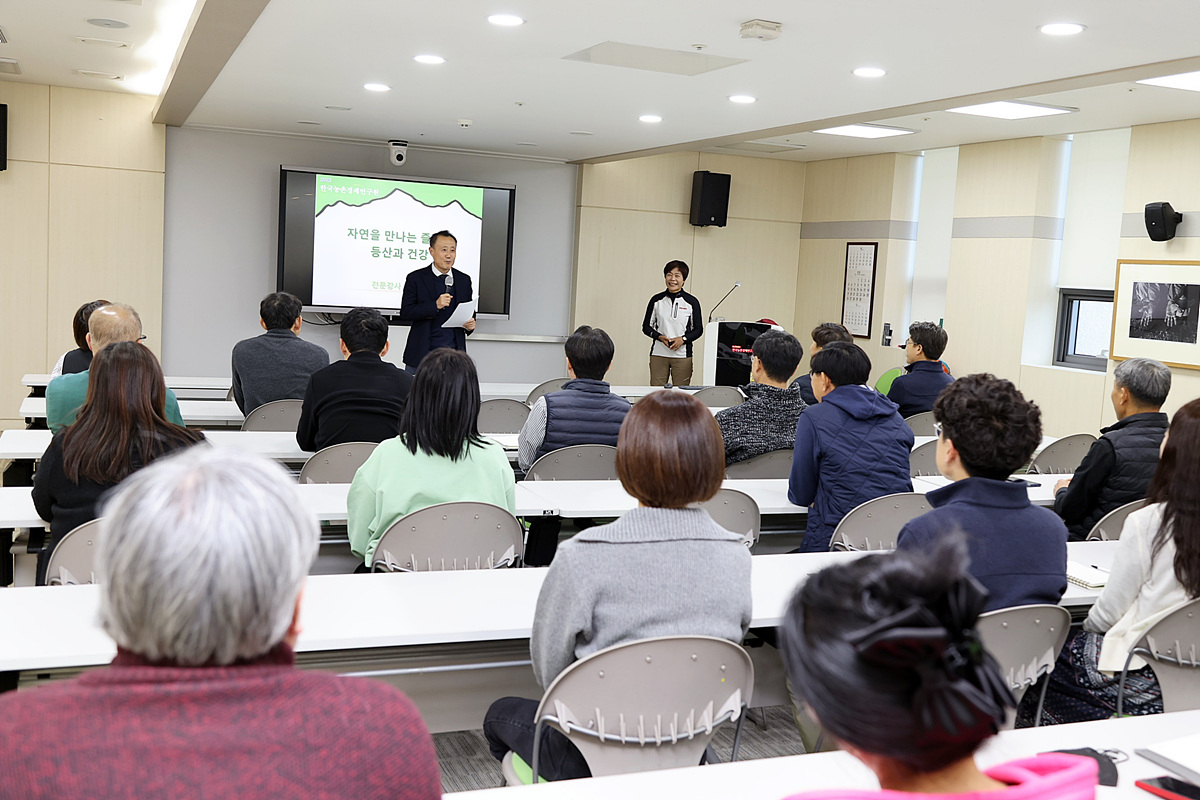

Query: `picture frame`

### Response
(841, 242, 878, 339)
(1111, 259, 1200, 369)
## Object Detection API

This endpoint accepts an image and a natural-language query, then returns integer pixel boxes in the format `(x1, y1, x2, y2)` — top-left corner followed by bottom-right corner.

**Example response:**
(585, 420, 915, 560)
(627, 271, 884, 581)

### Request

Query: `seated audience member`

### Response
(50, 298, 110, 377)
(517, 325, 631, 471)
(895, 374, 1068, 612)
(483, 390, 752, 781)
(2, 448, 442, 798)
(46, 303, 184, 432)
(296, 307, 413, 452)
(792, 322, 853, 405)
(231, 291, 330, 414)
(347, 348, 515, 568)
(32, 341, 203, 585)
(716, 329, 807, 465)
(778, 538, 1098, 798)
(1032, 398, 1200, 725)
(1054, 357, 1171, 540)
(789, 342, 914, 552)
(887, 321, 954, 418)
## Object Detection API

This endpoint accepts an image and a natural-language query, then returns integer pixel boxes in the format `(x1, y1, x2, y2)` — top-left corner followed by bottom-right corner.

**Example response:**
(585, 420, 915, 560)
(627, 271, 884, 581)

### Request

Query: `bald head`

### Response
(87, 304, 143, 353)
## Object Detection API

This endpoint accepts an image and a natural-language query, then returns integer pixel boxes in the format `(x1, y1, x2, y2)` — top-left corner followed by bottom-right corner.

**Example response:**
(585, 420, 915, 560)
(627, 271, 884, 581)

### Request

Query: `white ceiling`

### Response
(7, 0, 1200, 163)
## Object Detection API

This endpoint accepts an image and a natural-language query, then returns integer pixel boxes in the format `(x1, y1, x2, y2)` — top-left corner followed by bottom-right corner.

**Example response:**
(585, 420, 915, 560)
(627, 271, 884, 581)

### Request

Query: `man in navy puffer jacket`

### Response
(788, 342, 914, 552)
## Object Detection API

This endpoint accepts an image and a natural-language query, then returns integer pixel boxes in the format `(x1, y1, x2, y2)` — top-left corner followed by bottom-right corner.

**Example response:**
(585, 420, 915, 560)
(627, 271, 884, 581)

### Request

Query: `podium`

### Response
(702, 320, 783, 387)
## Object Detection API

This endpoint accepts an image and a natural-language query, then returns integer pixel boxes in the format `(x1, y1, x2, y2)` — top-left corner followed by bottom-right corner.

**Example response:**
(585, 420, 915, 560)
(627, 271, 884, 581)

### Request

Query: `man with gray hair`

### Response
(1054, 357, 1172, 540)
(0, 448, 441, 799)
(45, 302, 185, 432)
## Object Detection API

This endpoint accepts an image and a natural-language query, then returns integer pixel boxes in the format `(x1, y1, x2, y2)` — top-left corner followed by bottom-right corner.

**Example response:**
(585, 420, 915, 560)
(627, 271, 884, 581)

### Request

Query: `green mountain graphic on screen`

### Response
(315, 176, 483, 219)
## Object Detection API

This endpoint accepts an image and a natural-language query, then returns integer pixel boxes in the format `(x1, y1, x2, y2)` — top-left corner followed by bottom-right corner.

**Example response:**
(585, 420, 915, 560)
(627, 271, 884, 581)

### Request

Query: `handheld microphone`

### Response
(444, 271, 454, 296)
(708, 281, 741, 322)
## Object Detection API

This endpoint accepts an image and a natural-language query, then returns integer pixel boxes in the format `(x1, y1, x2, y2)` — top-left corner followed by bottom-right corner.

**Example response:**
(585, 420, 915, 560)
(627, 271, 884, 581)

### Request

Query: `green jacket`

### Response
(46, 370, 185, 433)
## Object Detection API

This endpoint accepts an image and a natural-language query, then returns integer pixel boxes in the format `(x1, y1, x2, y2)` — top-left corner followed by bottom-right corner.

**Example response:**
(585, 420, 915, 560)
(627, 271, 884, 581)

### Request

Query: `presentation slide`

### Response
(310, 174, 483, 309)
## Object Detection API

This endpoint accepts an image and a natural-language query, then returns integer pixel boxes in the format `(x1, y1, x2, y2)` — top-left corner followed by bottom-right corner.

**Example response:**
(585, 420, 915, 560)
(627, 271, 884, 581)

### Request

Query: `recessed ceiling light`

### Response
(76, 36, 130, 48)
(363, 83, 391, 92)
(1040, 22, 1085, 36)
(814, 123, 915, 139)
(639, 114, 662, 123)
(76, 70, 123, 80)
(728, 94, 756, 104)
(324, 105, 352, 111)
(413, 54, 446, 65)
(1137, 70, 1200, 92)
(86, 18, 130, 29)
(852, 67, 887, 78)
(946, 100, 1075, 119)
(488, 14, 525, 26)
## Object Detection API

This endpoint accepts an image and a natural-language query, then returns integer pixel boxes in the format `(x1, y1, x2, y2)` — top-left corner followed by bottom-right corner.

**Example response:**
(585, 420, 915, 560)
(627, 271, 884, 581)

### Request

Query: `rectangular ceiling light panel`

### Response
(1137, 71, 1200, 92)
(563, 42, 747, 76)
(814, 124, 916, 139)
(946, 101, 1075, 119)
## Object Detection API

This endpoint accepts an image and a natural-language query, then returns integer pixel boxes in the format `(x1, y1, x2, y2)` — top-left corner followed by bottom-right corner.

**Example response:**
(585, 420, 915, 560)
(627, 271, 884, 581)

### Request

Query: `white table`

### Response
(19, 397, 245, 427)
(912, 434, 1058, 455)
(480, 383, 700, 402)
(913, 473, 1072, 507)
(22, 374, 230, 391)
(519, 479, 803, 517)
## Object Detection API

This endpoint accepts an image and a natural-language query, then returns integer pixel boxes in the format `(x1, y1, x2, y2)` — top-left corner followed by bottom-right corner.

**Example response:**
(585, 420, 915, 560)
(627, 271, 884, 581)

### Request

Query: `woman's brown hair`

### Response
(1146, 397, 1200, 598)
(615, 390, 725, 508)
(60, 342, 203, 484)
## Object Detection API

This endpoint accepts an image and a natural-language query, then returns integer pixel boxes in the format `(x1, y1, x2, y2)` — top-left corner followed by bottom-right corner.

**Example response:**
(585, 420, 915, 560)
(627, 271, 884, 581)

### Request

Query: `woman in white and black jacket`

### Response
(641, 259, 703, 386)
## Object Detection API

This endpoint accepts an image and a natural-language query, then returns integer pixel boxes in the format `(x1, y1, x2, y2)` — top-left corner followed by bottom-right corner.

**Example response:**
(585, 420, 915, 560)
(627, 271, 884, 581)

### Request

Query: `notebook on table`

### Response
(1066, 561, 1108, 589)
(1137, 732, 1200, 784)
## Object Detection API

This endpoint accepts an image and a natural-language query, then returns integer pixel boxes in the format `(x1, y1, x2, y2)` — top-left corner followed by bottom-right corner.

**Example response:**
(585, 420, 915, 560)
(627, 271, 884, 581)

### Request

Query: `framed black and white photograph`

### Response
(1112, 260, 1200, 368)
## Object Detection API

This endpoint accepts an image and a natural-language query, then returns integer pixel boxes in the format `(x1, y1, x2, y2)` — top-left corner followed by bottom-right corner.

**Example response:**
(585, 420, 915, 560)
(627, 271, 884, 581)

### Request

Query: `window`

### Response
(1054, 289, 1114, 371)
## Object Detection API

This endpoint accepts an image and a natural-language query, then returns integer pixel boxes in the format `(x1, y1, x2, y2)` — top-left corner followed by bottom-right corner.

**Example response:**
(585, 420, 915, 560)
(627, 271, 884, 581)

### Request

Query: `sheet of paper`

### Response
(442, 299, 477, 328)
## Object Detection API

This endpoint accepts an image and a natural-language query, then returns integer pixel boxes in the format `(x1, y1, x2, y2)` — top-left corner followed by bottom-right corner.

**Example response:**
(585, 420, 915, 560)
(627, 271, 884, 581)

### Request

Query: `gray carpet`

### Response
(434, 704, 807, 793)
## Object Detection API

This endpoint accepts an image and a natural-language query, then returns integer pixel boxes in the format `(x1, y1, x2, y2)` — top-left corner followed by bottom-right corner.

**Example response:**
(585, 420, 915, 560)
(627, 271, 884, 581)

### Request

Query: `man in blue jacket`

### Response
(887, 321, 954, 418)
(895, 373, 1068, 612)
(788, 342, 914, 552)
(398, 230, 475, 373)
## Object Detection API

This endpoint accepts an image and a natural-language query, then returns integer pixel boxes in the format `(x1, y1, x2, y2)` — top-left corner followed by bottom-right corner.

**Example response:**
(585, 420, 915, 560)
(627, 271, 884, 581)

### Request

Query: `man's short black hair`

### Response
(909, 321, 948, 361)
(810, 341, 871, 388)
(564, 325, 615, 381)
(753, 330, 803, 383)
(664, 260, 690, 280)
(340, 307, 388, 354)
(934, 373, 1042, 480)
(810, 322, 854, 349)
(429, 230, 457, 248)
(260, 292, 303, 331)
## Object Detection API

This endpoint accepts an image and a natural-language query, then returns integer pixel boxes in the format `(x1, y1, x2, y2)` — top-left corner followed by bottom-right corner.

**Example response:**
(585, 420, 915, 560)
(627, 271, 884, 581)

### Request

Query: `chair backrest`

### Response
(298, 442, 378, 484)
(1086, 499, 1144, 541)
(533, 636, 754, 780)
(692, 386, 745, 408)
(527, 378, 569, 405)
(829, 492, 931, 551)
(526, 444, 618, 481)
(1027, 433, 1098, 475)
(909, 439, 939, 477)
(240, 398, 304, 431)
(976, 604, 1071, 712)
(478, 398, 531, 434)
(45, 519, 104, 586)
(698, 488, 760, 548)
(225, 386, 235, 402)
(903, 411, 937, 436)
(724, 448, 793, 479)
(1126, 599, 1200, 713)
(370, 501, 524, 572)
(874, 366, 904, 395)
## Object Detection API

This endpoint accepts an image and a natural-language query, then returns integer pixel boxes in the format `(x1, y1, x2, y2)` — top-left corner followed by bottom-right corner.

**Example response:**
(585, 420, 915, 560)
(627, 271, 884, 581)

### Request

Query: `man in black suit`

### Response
(398, 229, 476, 372)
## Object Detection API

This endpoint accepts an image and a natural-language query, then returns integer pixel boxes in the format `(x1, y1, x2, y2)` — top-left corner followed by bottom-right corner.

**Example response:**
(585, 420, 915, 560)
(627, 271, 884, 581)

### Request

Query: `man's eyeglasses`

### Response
(933, 420, 943, 438)
(137, 335, 147, 342)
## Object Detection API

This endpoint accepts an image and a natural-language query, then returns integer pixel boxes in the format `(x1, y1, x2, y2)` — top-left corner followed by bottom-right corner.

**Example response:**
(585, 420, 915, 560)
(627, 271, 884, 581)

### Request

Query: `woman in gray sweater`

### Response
(483, 390, 753, 781)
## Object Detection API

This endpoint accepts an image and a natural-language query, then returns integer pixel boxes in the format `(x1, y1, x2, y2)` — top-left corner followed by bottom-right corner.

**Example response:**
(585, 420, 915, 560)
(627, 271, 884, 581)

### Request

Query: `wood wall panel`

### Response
(697, 153, 804, 223)
(954, 138, 1046, 219)
(943, 238, 1033, 380)
(1124, 119, 1200, 214)
(578, 151, 697, 213)
(1018, 365, 1107, 438)
(803, 154, 897, 222)
(49, 87, 164, 172)
(0, 82, 50, 163)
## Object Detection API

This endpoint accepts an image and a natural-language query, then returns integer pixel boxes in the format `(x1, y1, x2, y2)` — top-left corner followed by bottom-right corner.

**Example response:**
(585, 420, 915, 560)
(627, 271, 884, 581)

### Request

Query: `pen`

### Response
(1090, 565, 1110, 574)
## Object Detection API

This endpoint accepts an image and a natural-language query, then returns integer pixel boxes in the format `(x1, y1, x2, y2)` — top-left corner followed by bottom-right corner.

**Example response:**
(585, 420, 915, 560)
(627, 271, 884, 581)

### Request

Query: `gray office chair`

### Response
(240, 398, 304, 432)
(526, 378, 569, 406)
(370, 501, 524, 572)
(225, 386, 236, 402)
(525, 444, 618, 481)
(478, 398, 531, 434)
(903, 411, 937, 436)
(909, 439, 939, 477)
(298, 442, 377, 484)
(724, 448, 793, 479)
(828, 492, 931, 551)
(698, 488, 760, 548)
(45, 519, 104, 586)
(692, 386, 745, 408)
(1118, 598, 1200, 715)
(517, 636, 754, 783)
(976, 604, 1071, 728)
(1085, 499, 1144, 541)
(1027, 433, 1098, 475)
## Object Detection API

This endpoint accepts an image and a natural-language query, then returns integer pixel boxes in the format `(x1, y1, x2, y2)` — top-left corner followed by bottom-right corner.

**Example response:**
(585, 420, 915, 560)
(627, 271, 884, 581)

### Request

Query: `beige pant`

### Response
(649, 355, 693, 387)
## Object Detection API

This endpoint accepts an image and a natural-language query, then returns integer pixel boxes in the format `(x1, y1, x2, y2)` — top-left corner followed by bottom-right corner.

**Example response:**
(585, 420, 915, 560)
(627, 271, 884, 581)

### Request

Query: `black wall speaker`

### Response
(690, 170, 730, 227)
(0, 104, 8, 172)
(1145, 201, 1183, 241)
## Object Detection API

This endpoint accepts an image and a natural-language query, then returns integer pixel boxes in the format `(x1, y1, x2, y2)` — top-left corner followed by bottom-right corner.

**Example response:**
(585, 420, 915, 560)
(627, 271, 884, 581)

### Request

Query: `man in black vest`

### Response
(398, 230, 475, 373)
(1054, 357, 1171, 540)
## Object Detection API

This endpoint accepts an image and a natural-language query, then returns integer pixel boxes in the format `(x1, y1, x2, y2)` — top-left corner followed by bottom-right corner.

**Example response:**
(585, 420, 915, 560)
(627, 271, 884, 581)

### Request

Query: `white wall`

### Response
(163, 127, 577, 381)
(1058, 128, 1131, 291)
(909, 146, 958, 325)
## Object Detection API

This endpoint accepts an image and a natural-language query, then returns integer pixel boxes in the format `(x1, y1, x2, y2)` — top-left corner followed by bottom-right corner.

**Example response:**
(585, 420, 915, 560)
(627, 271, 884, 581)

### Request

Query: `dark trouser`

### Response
(483, 696, 591, 781)
(524, 518, 562, 567)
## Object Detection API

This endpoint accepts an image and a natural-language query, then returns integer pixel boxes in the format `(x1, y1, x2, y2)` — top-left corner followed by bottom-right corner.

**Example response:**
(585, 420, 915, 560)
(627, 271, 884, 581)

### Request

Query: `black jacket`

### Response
(398, 265, 473, 369)
(296, 352, 414, 452)
(641, 290, 703, 358)
(536, 378, 631, 461)
(886, 360, 955, 418)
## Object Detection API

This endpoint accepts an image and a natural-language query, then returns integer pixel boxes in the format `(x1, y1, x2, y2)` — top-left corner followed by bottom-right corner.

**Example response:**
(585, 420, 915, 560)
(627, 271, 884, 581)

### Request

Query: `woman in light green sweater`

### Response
(347, 348, 516, 567)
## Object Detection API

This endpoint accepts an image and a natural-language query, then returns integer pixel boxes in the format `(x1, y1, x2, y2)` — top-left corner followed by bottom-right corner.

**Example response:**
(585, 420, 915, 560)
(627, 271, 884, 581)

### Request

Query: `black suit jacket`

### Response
(296, 352, 414, 452)
(398, 265, 474, 369)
